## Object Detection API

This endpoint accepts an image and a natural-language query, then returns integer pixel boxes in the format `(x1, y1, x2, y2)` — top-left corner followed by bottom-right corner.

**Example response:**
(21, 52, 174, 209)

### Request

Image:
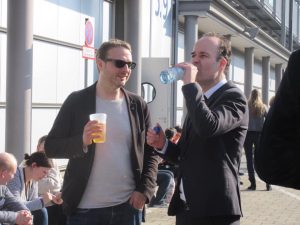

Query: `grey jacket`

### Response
(0, 185, 28, 224)
(7, 167, 44, 211)
(248, 105, 267, 132)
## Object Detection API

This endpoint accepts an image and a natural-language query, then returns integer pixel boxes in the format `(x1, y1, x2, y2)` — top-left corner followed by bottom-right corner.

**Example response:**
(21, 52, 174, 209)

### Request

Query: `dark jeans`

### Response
(176, 209, 240, 225)
(150, 170, 174, 205)
(244, 131, 261, 184)
(47, 204, 66, 225)
(67, 202, 142, 225)
(32, 207, 48, 225)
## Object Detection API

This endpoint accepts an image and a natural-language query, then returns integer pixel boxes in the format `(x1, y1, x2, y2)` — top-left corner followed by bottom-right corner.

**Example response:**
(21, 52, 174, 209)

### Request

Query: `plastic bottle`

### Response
(159, 67, 185, 84)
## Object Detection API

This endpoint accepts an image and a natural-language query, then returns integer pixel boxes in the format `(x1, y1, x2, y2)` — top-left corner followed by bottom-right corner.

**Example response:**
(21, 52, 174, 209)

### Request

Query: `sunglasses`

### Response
(105, 58, 136, 70)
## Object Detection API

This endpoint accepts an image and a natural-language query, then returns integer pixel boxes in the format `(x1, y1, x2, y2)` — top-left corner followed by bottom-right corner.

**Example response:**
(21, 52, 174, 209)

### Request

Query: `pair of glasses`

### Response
(105, 58, 136, 70)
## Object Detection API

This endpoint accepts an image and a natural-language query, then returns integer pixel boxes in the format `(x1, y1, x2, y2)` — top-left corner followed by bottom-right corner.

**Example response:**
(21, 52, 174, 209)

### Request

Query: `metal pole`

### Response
(171, 0, 179, 127)
(244, 47, 254, 98)
(288, 0, 293, 51)
(124, 0, 142, 95)
(6, 0, 33, 162)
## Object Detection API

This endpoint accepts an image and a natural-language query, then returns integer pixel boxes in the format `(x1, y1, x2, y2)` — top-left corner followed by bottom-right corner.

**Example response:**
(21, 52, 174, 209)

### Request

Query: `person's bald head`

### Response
(0, 152, 18, 185)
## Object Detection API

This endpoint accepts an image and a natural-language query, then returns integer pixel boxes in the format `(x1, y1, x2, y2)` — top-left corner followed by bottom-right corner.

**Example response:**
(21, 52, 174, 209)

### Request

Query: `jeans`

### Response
(47, 204, 66, 225)
(32, 207, 48, 225)
(150, 170, 174, 205)
(67, 202, 142, 225)
(244, 131, 261, 184)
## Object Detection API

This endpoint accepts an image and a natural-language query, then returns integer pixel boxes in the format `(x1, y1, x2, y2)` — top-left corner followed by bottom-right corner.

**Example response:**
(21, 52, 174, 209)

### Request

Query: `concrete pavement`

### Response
(144, 155, 300, 225)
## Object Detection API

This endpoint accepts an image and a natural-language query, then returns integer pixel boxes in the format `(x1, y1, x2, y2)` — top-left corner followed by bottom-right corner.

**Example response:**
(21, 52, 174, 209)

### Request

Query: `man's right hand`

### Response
(15, 210, 33, 225)
(82, 120, 102, 148)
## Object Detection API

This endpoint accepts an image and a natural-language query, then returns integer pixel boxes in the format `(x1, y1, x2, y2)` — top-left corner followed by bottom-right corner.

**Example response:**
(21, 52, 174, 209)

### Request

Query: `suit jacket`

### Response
(255, 49, 300, 189)
(0, 185, 28, 224)
(45, 82, 159, 215)
(165, 81, 248, 217)
(7, 167, 44, 211)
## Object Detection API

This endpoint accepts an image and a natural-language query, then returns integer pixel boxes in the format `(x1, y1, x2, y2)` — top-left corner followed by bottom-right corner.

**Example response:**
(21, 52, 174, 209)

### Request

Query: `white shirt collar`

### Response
(204, 79, 227, 99)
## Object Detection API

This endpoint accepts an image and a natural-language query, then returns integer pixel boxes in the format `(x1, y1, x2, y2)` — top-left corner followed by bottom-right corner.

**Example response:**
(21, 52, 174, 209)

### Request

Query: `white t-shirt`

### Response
(78, 96, 135, 208)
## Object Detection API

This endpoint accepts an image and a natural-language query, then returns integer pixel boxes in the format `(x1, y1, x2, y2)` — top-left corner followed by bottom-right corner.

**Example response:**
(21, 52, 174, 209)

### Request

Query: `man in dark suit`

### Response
(45, 39, 159, 225)
(147, 32, 248, 225)
(255, 49, 300, 190)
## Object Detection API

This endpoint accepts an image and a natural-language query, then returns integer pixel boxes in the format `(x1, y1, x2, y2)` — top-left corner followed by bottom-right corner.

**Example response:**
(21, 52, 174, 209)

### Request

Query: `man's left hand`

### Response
(129, 191, 146, 210)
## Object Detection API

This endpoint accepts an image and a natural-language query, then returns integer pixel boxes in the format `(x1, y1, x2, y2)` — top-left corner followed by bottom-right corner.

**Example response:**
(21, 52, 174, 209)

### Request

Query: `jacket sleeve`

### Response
(45, 92, 88, 159)
(255, 50, 300, 189)
(182, 83, 248, 139)
(7, 168, 44, 211)
(0, 186, 28, 224)
(135, 99, 160, 202)
(0, 210, 18, 224)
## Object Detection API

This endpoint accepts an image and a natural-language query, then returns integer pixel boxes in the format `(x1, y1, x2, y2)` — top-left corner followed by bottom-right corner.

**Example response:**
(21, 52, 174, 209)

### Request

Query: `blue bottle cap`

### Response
(153, 126, 161, 134)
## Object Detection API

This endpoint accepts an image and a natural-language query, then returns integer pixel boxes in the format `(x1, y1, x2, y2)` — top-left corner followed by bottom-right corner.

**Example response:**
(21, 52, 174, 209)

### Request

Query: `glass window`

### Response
(32, 41, 84, 104)
(0, 33, 7, 102)
(0, 0, 7, 28)
(0, 108, 5, 151)
(31, 108, 59, 151)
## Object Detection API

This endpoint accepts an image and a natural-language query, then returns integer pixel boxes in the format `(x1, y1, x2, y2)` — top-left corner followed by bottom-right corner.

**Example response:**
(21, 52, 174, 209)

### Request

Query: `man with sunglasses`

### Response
(147, 33, 248, 225)
(45, 39, 159, 225)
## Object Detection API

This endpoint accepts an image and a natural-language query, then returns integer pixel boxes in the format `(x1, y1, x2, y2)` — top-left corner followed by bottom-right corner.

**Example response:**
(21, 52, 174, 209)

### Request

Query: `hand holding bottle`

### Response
(160, 67, 185, 84)
(147, 124, 166, 150)
(160, 63, 198, 85)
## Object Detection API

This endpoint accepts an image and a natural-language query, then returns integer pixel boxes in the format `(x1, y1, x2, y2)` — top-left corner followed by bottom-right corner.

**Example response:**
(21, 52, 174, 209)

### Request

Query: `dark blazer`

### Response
(45, 82, 159, 215)
(165, 81, 248, 217)
(255, 49, 300, 189)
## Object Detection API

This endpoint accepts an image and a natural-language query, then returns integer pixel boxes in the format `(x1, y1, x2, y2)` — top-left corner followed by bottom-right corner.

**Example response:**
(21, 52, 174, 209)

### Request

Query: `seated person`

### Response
(0, 152, 33, 225)
(7, 152, 63, 225)
(36, 135, 66, 225)
(172, 125, 182, 144)
(148, 168, 174, 207)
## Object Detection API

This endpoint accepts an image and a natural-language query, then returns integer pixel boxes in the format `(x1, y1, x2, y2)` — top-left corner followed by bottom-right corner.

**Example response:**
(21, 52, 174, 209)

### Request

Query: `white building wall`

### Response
(0, 0, 289, 152)
(0, 0, 103, 152)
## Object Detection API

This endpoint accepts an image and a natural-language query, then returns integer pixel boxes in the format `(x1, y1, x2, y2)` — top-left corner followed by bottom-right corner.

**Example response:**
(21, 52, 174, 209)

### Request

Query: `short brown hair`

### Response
(96, 39, 132, 60)
(202, 32, 232, 73)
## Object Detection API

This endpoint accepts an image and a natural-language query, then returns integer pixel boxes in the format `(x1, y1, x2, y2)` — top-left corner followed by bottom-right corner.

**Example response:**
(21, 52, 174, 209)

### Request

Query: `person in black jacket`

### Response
(45, 39, 159, 225)
(255, 49, 300, 189)
(147, 32, 248, 225)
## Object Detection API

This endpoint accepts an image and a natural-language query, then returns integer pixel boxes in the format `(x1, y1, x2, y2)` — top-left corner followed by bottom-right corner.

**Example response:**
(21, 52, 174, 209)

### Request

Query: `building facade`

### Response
(0, 0, 299, 162)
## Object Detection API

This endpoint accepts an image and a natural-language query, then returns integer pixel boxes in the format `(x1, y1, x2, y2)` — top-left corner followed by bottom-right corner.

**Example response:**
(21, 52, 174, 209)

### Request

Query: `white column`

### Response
(6, 0, 33, 162)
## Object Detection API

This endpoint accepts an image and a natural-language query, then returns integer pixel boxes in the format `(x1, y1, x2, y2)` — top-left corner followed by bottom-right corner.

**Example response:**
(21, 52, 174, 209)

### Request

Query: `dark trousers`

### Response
(47, 204, 66, 225)
(244, 131, 261, 184)
(150, 170, 174, 205)
(32, 207, 48, 225)
(67, 202, 142, 225)
(176, 209, 240, 225)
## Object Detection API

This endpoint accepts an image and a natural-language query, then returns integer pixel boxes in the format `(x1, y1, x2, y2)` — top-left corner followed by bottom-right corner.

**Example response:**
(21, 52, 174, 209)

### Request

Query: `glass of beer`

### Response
(89, 113, 107, 143)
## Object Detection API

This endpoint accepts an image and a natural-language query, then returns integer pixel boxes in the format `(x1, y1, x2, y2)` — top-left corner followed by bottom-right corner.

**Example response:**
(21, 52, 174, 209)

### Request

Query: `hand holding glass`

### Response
(89, 113, 107, 143)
